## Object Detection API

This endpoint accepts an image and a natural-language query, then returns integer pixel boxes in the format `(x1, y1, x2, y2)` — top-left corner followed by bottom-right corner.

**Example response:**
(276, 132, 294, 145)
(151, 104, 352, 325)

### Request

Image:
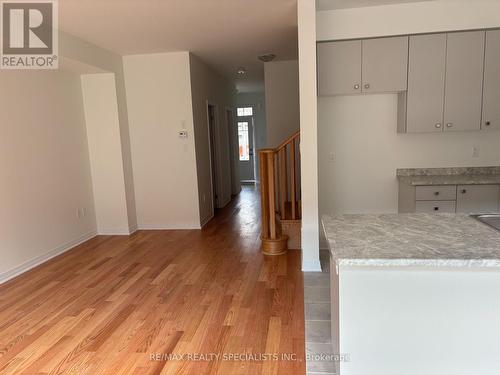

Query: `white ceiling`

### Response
(316, 0, 435, 11)
(59, 0, 298, 93)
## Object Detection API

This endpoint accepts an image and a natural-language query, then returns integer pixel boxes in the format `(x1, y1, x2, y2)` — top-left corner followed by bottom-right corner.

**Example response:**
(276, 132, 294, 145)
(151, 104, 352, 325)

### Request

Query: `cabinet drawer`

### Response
(416, 201, 456, 213)
(415, 185, 457, 201)
(456, 185, 500, 213)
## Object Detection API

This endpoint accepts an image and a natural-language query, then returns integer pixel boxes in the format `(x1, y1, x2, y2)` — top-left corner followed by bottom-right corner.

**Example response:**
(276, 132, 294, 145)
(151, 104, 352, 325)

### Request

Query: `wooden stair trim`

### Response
(259, 130, 301, 254)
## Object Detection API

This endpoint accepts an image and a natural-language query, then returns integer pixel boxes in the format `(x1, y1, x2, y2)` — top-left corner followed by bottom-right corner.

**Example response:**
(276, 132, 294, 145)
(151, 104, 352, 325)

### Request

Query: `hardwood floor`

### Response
(0, 185, 305, 374)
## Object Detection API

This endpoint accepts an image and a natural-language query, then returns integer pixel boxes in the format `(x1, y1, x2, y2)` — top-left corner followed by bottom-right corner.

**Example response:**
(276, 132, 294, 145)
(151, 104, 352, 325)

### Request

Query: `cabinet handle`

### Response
(446, 123, 453, 128)
(461, 189, 467, 194)
(435, 123, 442, 129)
(364, 83, 370, 89)
(354, 84, 360, 90)
(485, 121, 491, 127)
(434, 191, 440, 196)
(434, 207, 439, 211)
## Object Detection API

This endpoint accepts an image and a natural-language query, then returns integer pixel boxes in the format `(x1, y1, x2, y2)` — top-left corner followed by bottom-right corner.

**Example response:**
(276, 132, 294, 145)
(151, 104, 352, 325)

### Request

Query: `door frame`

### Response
(236, 106, 257, 183)
(226, 107, 240, 195)
(206, 101, 221, 220)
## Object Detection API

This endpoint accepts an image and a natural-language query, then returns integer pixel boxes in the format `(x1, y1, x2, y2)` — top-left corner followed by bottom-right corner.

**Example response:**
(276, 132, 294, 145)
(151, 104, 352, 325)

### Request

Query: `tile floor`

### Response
(304, 250, 335, 375)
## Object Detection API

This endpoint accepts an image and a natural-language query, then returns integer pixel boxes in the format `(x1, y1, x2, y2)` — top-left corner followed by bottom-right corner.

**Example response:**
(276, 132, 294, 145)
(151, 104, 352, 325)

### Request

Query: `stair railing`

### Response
(259, 130, 301, 255)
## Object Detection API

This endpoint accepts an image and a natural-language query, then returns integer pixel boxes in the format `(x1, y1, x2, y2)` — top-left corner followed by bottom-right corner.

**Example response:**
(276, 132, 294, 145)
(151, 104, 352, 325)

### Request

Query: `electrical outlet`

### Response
(329, 152, 335, 162)
(472, 146, 480, 158)
(76, 208, 86, 219)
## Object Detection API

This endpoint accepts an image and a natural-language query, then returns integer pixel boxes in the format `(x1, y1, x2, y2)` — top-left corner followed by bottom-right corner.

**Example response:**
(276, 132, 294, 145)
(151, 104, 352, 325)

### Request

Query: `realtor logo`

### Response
(1, 0, 58, 69)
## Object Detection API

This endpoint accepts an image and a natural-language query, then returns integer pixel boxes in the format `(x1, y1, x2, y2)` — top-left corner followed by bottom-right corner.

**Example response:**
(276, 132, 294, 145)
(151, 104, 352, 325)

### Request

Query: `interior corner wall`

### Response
(123, 52, 201, 229)
(0, 70, 97, 281)
(236, 92, 267, 182)
(189, 53, 237, 225)
(81, 73, 130, 235)
(264, 60, 300, 148)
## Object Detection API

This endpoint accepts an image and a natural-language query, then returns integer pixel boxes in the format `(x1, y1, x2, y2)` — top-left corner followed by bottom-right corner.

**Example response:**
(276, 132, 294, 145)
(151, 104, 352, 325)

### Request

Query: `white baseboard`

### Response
(0, 230, 97, 285)
(200, 214, 214, 228)
(137, 223, 202, 230)
(128, 224, 138, 235)
(302, 259, 323, 272)
(97, 226, 136, 235)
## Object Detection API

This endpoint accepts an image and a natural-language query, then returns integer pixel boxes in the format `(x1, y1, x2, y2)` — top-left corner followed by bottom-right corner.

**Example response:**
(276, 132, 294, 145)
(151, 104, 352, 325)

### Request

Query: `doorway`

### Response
(237, 107, 256, 183)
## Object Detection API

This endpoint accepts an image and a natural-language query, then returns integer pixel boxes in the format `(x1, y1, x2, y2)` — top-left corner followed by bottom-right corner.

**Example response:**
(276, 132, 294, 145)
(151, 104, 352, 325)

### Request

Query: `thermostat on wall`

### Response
(178, 130, 188, 138)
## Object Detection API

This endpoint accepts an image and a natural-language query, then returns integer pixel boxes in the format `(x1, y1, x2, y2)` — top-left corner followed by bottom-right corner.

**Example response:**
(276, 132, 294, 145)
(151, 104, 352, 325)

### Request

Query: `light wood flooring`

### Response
(0, 185, 305, 374)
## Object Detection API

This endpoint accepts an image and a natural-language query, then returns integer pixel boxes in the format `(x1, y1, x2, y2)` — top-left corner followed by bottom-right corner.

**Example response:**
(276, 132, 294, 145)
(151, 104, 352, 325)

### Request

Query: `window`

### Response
(238, 122, 250, 161)
(237, 107, 253, 117)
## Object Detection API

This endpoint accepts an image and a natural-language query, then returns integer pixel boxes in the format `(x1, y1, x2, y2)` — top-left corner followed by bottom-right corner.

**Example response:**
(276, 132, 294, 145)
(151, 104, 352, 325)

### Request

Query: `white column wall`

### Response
(81, 73, 131, 234)
(298, 0, 321, 271)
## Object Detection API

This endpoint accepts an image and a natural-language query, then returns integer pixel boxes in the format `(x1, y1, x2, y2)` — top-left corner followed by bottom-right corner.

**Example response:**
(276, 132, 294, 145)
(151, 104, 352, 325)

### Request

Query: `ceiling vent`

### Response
(258, 54, 276, 63)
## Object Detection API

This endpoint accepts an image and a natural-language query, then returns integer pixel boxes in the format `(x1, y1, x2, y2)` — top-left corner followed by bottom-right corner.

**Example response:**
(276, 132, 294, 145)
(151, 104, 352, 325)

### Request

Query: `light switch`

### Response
(179, 130, 188, 138)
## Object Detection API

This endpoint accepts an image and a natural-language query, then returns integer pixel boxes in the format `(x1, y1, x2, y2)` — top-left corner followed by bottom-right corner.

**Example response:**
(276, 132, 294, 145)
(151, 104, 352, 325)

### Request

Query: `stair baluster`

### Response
(259, 130, 301, 255)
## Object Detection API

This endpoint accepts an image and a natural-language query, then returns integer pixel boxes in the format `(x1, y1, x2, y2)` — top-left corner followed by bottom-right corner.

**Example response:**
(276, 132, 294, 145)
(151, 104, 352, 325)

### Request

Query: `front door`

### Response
(237, 118, 255, 182)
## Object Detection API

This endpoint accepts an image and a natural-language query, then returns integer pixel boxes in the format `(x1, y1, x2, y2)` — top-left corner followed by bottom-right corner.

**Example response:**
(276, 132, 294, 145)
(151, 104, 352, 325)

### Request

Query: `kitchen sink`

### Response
(471, 214, 500, 232)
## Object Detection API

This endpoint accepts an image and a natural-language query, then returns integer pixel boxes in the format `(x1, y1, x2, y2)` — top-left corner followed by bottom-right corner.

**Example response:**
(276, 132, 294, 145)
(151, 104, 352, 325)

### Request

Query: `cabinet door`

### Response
(406, 34, 447, 133)
(482, 30, 500, 130)
(317, 40, 362, 96)
(443, 31, 485, 132)
(456, 185, 500, 214)
(362, 36, 408, 93)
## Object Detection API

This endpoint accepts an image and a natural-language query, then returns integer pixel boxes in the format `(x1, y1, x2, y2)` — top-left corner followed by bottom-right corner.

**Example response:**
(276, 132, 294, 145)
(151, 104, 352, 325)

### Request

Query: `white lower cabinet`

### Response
(456, 185, 500, 213)
(407, 184, 500, 214)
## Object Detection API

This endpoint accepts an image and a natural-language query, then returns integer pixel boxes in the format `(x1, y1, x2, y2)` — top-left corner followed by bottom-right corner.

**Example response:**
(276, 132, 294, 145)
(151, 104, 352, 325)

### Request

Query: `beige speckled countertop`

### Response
(397, 166, 500, 186)
(322, 213, 500, 268)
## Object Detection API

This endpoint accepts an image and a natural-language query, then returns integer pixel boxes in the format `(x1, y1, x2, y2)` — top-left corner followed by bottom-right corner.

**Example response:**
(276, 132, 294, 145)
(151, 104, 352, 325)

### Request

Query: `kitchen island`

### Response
(323, 213, 500, 375)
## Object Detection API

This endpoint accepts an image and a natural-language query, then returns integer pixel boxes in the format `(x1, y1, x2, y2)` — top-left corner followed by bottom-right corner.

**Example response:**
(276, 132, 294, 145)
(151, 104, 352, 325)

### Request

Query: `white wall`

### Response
(264, 60, 300, 148)
(189, 53, 236, 224)
(237, 92, 267, 182)
(319, 94, 500, 216)
(81, 73, 130, 235)
(0, 71, 96, 281)
(123, 52, 201, 229)
(298, 0, 321, 272)
(317, 0, 500, 41)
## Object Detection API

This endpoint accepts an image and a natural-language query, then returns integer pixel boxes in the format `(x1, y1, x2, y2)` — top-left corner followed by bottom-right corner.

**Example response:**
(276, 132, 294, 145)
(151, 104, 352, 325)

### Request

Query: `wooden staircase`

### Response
(259, 130, 301, 255)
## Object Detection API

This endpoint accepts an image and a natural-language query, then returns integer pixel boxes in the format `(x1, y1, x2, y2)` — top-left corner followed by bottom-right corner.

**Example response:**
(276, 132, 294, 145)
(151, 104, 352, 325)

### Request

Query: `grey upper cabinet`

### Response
(443, 31, 485, 132)
(317, 40, 362, 96)
(317, 37, 408, 96)
(362, 36, 408, 93)
(406, 34, 447, 133)
(456, 185, 500, 213)
(482, 30, 500, 131)
(319, 29, 500, 135)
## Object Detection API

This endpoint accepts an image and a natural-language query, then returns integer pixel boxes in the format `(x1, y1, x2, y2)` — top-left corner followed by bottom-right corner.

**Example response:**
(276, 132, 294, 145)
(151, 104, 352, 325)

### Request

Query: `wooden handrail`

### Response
(259, 130, 301, 255)
(275, 130, 300, 152)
